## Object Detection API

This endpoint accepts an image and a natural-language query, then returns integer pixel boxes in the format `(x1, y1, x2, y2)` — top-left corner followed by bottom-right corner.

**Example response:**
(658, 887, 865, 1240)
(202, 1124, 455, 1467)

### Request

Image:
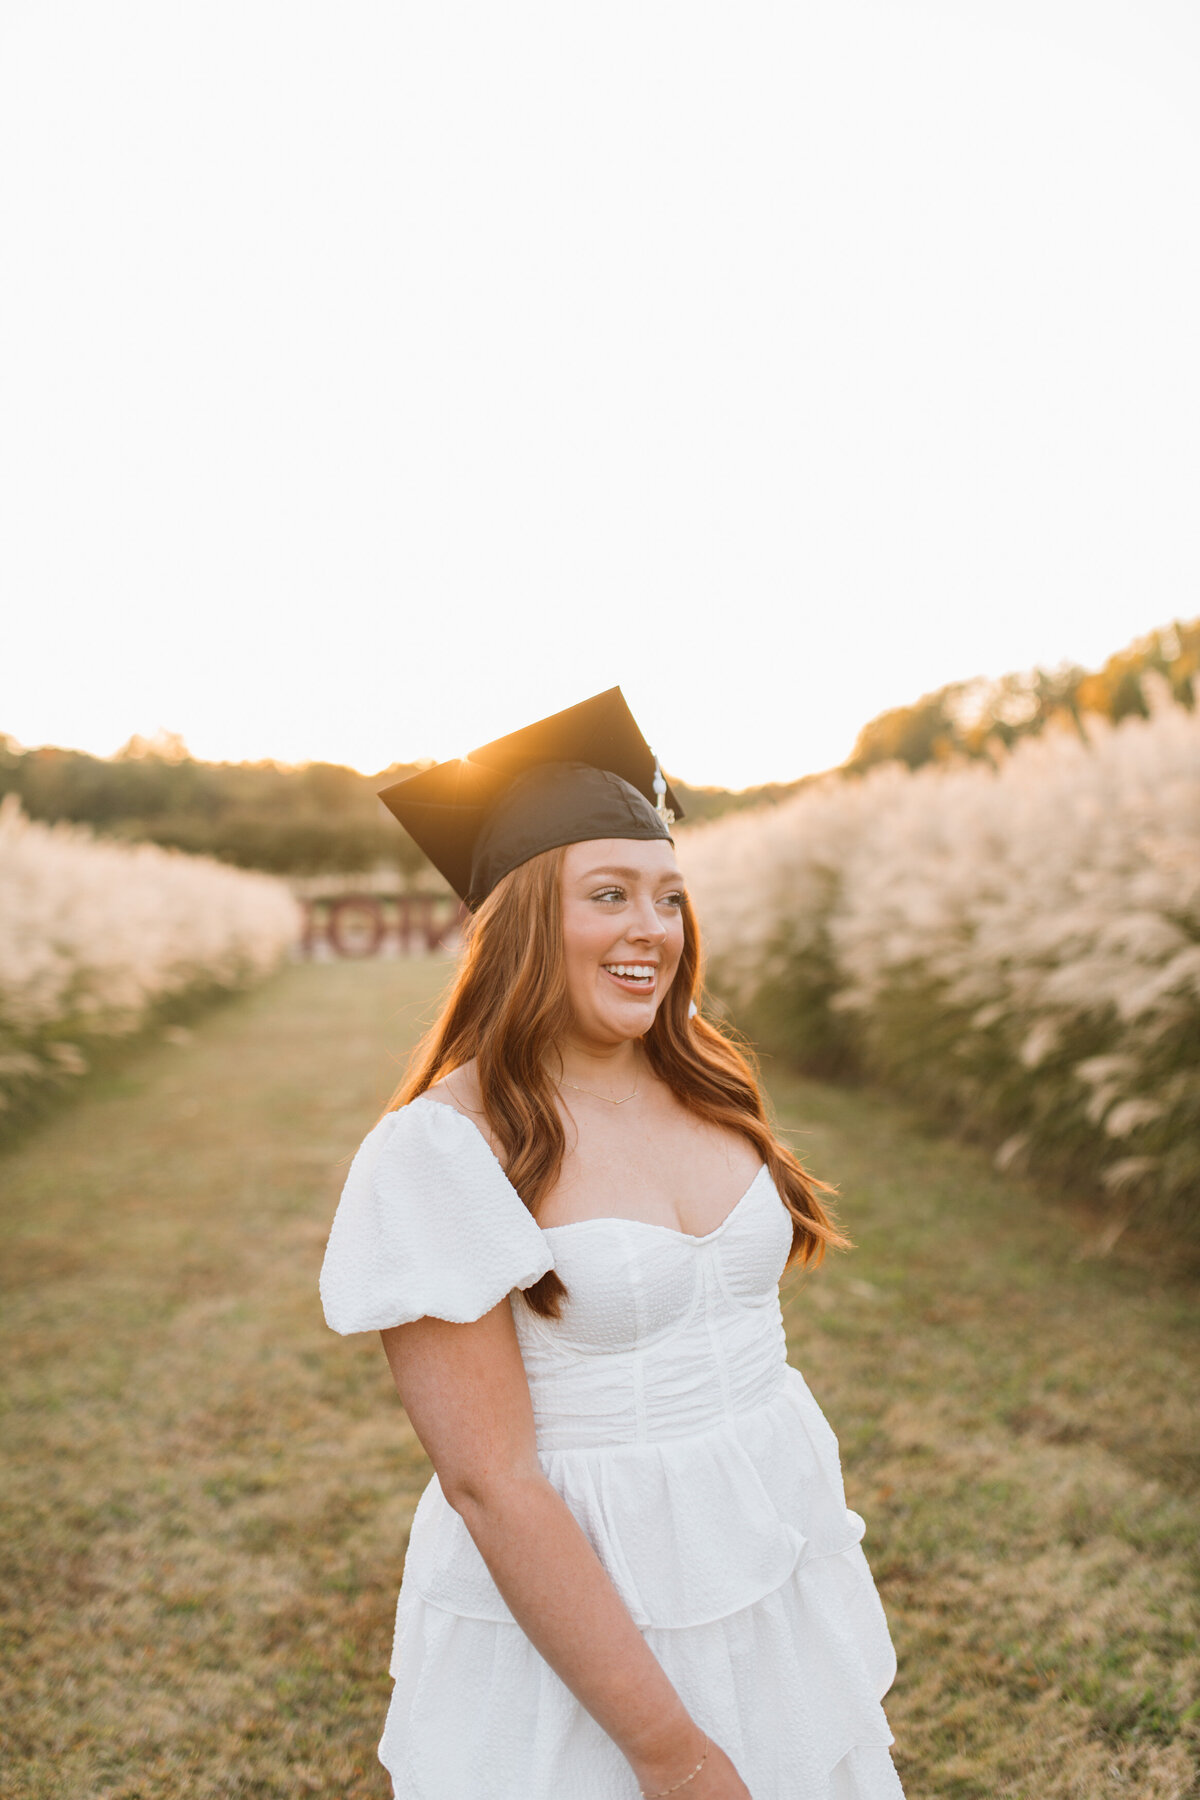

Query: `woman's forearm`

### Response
(451, 1471, 703, 1781)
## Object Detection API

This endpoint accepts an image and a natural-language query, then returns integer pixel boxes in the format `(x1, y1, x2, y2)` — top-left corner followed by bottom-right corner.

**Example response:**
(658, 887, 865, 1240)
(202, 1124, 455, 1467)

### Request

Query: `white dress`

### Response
(320, 1097, 906, 1800)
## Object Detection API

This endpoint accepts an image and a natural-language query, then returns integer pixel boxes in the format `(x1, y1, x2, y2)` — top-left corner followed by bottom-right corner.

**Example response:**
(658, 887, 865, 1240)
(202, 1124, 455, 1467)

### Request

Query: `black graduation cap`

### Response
(378, 688, 685, 909)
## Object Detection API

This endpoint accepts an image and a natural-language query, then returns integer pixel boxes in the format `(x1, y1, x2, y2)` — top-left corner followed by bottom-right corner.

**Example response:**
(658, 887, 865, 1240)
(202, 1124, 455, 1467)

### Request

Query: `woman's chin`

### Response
(569, 997, 659, 1045)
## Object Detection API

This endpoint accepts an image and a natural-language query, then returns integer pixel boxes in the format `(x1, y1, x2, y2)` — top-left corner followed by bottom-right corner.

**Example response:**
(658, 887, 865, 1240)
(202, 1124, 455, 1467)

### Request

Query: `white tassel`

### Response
(652, 753, 675, 827)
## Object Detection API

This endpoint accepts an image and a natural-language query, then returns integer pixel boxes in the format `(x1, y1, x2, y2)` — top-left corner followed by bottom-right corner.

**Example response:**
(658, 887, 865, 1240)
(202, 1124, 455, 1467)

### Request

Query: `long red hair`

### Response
(390, 845, 848, 1317)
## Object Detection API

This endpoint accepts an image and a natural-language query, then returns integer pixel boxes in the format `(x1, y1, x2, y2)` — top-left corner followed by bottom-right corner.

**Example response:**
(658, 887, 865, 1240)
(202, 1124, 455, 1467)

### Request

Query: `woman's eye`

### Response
(588, 886, 684, 906)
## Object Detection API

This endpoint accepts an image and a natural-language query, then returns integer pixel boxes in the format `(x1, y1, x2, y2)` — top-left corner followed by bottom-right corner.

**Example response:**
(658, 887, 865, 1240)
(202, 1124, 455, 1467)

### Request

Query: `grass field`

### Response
(2, 959, 1197, 1800)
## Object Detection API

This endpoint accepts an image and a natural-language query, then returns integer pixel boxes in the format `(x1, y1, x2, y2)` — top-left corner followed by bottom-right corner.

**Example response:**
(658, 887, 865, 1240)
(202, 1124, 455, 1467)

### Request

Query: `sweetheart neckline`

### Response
(538, 1164, 770, 1242)
(409, 1093, 771, 1245)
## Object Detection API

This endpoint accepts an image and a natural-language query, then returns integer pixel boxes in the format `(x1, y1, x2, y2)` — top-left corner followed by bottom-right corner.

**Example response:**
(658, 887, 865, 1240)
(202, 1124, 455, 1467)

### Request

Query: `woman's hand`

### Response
(629, 1730, 753, 1799)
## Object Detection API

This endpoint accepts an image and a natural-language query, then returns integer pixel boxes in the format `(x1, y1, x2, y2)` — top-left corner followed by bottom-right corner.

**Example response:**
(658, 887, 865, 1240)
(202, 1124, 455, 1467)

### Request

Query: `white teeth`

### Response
(605, 964, 655, 980)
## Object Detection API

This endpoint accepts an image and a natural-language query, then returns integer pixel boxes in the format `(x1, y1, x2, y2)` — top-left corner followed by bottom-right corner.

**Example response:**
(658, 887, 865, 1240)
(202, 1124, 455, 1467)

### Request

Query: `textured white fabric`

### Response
(320, 1096, 906, 1800)
(319, 1100, 554, 1332)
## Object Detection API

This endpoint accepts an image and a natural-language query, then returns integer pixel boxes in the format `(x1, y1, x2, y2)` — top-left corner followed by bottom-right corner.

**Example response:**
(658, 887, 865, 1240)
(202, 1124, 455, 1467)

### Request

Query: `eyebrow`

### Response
(576, 865, 687, 884)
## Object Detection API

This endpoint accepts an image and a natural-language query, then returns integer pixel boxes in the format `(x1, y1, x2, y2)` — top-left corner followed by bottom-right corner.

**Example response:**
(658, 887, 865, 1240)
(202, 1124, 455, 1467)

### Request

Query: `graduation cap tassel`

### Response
(652, 753, 675, 828)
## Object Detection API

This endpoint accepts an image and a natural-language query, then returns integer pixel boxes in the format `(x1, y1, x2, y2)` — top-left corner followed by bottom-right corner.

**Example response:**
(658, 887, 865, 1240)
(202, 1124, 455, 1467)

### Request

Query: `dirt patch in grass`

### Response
(1, 961, 1196, 1798)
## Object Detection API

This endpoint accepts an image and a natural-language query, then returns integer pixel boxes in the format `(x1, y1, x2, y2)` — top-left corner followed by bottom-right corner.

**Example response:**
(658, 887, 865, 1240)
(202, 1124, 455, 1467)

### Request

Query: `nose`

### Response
(626, 894, 667, 946)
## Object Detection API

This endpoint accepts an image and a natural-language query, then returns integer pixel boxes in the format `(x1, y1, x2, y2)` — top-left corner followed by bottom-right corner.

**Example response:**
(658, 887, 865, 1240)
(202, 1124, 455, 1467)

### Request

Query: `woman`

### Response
(320, 692, 904, 1799)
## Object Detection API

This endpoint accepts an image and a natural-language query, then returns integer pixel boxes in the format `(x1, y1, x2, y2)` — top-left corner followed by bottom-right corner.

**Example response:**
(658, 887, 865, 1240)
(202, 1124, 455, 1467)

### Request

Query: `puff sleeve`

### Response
(319, 1097, 555, 1334)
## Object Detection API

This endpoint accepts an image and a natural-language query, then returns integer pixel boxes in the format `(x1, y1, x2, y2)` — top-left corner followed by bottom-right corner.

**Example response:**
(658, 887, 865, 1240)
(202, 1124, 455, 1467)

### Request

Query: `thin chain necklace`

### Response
(556, 1059, 642, 1106)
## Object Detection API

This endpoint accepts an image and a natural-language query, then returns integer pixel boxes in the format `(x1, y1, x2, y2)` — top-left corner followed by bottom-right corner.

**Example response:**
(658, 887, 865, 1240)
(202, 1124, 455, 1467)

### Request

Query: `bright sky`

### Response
(2, 1, 1197, 790)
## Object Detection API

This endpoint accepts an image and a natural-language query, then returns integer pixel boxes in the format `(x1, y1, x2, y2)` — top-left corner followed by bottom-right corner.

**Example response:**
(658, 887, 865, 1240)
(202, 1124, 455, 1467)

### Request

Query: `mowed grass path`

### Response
(2, 961, 1197, 1800)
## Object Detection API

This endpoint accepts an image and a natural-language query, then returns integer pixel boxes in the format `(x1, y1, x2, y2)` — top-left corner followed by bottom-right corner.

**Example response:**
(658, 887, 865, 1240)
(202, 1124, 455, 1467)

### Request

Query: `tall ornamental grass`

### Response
(682, 680, 1200, 1230)
(0, 797, 301, 1120)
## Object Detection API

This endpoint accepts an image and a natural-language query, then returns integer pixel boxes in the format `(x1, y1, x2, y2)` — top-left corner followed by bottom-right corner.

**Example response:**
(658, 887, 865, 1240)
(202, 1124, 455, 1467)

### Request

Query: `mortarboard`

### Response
(378, 688, 685, 909)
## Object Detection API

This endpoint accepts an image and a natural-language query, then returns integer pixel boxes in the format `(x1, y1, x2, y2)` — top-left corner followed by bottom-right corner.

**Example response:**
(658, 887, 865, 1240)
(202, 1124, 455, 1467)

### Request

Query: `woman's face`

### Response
(558, 837, 687, 1049)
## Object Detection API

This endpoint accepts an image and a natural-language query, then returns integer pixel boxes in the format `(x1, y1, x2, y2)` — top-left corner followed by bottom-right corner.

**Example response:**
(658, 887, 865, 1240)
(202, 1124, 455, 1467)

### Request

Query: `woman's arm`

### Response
(380, 1299, 751, 1798)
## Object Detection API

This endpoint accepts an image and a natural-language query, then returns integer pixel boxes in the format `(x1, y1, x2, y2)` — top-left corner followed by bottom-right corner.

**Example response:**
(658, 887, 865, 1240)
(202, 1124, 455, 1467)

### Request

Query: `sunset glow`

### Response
(2, 2, 1197, 789)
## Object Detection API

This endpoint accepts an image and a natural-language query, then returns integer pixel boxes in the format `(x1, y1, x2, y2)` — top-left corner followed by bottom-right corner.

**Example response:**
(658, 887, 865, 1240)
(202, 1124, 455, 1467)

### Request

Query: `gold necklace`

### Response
(556, 1064, 641, 1106)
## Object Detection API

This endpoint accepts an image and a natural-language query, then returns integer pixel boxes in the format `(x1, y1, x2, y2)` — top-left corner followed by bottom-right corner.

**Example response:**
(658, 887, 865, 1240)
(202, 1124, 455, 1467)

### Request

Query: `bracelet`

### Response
(641, 1735, 710, 1798)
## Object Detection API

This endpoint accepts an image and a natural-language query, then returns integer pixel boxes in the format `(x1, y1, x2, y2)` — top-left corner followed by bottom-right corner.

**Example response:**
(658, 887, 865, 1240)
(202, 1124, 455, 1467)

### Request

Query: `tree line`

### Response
(842, 617, 1198, 774)
(0, 740, 434, 878)
(3, 617, 1194, 878)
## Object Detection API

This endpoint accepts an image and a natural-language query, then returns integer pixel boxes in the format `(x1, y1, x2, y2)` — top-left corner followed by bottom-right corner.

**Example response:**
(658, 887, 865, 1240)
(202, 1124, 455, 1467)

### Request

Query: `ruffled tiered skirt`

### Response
(380, 1368, 904, 1799)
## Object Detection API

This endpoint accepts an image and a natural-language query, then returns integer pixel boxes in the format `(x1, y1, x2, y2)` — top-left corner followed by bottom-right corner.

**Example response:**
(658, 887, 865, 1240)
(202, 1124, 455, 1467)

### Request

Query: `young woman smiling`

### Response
(320, 692, 905, 1800)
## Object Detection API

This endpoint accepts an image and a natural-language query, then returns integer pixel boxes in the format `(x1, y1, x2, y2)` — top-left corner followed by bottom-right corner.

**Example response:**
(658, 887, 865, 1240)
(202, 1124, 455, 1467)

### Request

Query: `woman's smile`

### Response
(601, 960, 658, 992)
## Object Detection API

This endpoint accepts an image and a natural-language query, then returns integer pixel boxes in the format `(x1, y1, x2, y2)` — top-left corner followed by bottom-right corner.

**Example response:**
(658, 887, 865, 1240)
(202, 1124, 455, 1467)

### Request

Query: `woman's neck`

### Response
(553, 1035, 642, 1096)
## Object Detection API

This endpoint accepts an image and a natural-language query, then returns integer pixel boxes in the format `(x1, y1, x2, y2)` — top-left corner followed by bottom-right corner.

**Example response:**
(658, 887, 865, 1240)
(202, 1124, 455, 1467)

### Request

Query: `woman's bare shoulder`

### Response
(422, 1060, 483, 1116)
(421, 1063, 505, 1161)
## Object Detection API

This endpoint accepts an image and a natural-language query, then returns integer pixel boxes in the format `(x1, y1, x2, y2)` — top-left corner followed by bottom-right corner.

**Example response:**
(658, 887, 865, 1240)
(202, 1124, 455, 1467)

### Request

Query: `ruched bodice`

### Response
(516, 1166, 792, 1449)
(320, 1097, 905, 1800)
